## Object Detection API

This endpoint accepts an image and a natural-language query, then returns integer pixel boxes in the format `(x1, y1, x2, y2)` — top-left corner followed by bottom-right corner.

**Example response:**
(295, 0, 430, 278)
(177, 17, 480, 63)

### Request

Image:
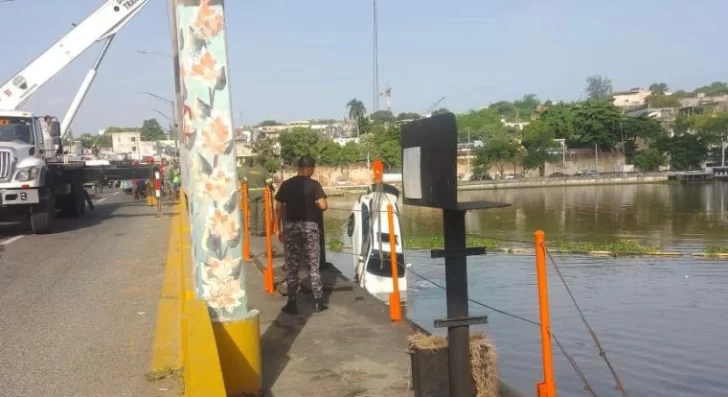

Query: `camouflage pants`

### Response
(284, 221, 322, 300)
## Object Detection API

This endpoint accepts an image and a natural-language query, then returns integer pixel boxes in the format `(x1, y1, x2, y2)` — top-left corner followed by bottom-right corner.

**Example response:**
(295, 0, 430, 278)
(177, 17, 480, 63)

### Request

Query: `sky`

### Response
(1, 0, 728, 134)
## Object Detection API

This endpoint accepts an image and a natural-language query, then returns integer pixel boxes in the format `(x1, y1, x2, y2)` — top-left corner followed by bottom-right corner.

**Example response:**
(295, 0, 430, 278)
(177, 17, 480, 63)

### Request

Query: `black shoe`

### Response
(314, 301, 328, 313)
(281, 300, 298, 314)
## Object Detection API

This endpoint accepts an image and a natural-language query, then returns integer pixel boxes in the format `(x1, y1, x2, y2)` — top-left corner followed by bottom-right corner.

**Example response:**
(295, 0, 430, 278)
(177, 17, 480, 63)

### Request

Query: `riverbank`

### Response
(327, 235, 728, 259)
(319, 174, 674, 194)
(459, 174, 669, 191)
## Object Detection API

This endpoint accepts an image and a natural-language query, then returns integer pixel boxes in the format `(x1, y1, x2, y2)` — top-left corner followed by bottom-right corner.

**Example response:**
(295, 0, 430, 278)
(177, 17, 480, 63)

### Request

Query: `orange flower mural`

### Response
(190, 51, 219, 85)
(201, 116, 230, 155)
(194, 0, 224, 40)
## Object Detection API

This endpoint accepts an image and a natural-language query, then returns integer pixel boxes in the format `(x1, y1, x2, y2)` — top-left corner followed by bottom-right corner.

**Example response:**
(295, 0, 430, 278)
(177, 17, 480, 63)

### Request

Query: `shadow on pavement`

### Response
(259, 272, 333, 393)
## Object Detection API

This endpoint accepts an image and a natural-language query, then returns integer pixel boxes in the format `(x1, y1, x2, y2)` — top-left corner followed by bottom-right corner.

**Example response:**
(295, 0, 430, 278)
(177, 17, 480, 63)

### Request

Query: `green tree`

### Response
(258, 120, 282, 126)
(340, 141, 362, 165)
(490, 101, 518, 120)
(648, 82, 669, 96)
(646, 95, 681, 108)
(585, 75, 613, 100)
(396, 112, 421, 121)
(693, 81, 728, 96)
(278, 128, 321, 165)
(631, 148, 665, 171)
(346, 98, 367, 135)
(456, 108, 504, 143)
(539, 103, 575, 142)
(369, 110, 396, 124)
(474, 137, 520, 178)
(317, 139, 342, 166)
(571, 100, 623, 149)
(104, 126, 140, 133)
(513, 94, 541, 120)
(521, 120, 558, 176)
(140, 118, 166, 141)
(251, 136, 279, 173)
(359, 124, 401, 168)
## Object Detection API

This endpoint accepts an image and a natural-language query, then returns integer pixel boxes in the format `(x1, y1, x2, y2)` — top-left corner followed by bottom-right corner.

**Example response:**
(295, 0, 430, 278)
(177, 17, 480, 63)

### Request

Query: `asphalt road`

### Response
(0, 190, 176, 397)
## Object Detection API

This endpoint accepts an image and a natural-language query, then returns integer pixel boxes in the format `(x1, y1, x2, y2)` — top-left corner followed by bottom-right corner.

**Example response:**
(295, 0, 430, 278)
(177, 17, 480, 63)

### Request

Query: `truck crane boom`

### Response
(0, 0, 150, 131)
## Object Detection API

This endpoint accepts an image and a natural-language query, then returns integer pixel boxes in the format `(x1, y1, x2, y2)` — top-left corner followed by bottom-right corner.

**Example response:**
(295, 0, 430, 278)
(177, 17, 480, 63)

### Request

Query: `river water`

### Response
(323, 182, 728, 397)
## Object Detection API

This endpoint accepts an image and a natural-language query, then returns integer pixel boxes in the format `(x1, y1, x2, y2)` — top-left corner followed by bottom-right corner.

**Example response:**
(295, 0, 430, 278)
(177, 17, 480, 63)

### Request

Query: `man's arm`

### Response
(274, 182, 285, 233)
(275, 201, 285, 233)
(314, 183, 328, 212)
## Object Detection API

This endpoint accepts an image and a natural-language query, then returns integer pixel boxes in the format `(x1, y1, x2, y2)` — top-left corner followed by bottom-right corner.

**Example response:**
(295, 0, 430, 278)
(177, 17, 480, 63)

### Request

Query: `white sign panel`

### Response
(403, 146, 423, 199)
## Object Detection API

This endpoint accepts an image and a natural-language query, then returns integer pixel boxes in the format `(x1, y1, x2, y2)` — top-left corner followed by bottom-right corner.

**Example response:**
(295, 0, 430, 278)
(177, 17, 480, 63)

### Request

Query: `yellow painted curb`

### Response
(213, 311, 262, 395)
(184, 296, 226, 397)
(150, 209, 183, 373)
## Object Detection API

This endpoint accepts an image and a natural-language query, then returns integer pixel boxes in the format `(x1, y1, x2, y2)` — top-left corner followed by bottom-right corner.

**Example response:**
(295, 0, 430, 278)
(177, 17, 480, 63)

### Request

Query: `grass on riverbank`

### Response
(326, 234, 658, 255)
(704, 246, 728, 257)
(404, 235, 500, 250)
(556, 239, 652, 254)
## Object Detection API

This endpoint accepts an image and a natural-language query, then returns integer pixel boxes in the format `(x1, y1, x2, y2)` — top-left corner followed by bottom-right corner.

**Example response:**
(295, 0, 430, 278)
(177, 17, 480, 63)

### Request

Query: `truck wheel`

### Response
(30, 193, 55, 234)
(70, 184, 86, 217)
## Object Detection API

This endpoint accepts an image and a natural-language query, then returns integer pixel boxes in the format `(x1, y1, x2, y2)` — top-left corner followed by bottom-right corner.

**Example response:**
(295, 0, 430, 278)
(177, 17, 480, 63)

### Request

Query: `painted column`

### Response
(175, 0, 250, 321)
(175, 1, 262, 392)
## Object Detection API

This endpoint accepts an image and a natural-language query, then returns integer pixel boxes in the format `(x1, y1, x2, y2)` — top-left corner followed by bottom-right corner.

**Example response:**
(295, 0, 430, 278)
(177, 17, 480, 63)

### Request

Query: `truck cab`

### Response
(0, 110, 88, 234)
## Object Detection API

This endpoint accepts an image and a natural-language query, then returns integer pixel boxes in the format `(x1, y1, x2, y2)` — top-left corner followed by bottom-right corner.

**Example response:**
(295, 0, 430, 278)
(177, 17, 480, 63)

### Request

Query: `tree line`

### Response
(77, 118, 168, 150)
(251, 77, 728, 174)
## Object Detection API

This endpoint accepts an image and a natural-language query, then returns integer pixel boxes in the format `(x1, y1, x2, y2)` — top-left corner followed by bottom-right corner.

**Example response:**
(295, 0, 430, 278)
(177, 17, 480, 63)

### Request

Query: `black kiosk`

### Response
(401, 113, 510, 396)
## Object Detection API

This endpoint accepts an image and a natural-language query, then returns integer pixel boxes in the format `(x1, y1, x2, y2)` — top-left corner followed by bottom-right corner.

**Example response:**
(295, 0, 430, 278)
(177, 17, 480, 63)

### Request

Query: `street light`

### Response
(136, 50, 172, 58)
(139, 91, 178, 151)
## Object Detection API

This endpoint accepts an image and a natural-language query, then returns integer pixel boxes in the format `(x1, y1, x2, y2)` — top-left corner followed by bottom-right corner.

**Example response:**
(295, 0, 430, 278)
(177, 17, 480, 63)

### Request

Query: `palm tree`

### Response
(346, 98, 367, 137)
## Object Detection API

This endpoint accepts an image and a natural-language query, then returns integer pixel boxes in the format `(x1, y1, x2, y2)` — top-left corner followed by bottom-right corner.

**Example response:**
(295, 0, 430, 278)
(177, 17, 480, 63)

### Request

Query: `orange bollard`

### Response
(268, 187, 278, 235)
(240, 183, 251, 262)
(535, 230, 556, 397)
(387, 204, 402, 321)
(263, 187, 275, 294)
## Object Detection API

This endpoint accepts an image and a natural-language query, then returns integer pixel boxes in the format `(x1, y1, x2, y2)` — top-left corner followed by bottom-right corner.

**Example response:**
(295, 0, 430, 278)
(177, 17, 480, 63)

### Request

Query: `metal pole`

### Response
(442, 210, 474, 396)
(60, 35, 115, 138)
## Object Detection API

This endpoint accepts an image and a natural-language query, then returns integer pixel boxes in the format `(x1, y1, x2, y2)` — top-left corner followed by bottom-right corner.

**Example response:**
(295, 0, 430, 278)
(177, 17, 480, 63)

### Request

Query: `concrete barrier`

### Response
(459, 174, 668, 191)
(151, 203, 227, 396)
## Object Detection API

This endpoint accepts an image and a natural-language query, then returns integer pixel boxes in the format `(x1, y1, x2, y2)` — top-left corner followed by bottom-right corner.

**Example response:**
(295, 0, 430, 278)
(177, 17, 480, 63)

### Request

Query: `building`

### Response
(111, 131, 142, 159)
(612, 88, 651, 108)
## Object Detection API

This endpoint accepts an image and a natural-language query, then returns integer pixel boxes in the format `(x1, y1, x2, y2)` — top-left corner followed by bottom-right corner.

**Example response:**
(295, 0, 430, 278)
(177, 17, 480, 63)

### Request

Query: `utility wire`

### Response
(545, 247, 629, 397)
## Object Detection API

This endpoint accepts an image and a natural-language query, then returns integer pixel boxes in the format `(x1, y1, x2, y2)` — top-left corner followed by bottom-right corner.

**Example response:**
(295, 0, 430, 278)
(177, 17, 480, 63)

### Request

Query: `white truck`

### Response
(0, 0, 153, 234)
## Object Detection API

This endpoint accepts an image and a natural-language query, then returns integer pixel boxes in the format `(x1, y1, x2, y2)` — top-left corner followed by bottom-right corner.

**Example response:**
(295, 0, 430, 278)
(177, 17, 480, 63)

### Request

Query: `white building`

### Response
(111, 131, 142, 159)
(612, 88, 651, 108)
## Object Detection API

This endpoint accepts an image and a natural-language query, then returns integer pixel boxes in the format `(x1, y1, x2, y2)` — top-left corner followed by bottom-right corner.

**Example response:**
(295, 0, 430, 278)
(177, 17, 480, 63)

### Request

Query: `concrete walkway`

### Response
(0, 190, 179, 397)
(246, 236, 414, 396)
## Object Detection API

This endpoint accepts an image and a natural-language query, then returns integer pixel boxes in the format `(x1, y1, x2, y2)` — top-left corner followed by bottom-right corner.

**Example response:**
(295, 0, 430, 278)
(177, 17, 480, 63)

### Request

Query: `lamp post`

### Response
(138, 91, 178, 150)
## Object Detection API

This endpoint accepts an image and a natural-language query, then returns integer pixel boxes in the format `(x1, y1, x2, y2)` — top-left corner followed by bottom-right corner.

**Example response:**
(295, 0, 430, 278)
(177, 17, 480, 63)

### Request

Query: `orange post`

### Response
(240, 183, 251, 262)
(372, 159, 384, 183)
(268, 187, 278, 235)
(263, 187, 275, 294)
(387, 204, 402, 321)
(535, 230, 556, 397)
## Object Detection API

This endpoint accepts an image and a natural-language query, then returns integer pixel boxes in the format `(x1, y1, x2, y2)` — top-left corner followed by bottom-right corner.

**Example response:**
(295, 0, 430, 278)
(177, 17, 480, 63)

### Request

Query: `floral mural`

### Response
(176, 0, 250, 321)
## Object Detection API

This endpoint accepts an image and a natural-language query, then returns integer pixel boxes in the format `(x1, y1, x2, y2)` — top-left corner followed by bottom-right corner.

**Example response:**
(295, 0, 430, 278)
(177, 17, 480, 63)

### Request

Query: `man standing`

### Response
(239, 158, 272, 236)
(275, 155, 328, 314)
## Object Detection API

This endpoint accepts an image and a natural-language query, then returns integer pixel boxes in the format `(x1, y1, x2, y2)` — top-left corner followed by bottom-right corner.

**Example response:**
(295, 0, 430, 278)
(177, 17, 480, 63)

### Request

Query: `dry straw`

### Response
(408, 332, 498, 397)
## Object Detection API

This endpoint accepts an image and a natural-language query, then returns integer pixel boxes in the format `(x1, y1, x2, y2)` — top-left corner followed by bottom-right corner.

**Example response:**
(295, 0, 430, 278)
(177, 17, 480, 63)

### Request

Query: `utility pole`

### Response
(167, 0, 182, 156)
(372, 0, 379, 113)
(173, 1, 261, 393)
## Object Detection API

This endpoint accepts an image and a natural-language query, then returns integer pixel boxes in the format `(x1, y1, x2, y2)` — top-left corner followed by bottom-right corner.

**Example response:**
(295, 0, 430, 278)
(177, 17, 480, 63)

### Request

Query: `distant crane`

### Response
(379, 84, 392, 112)
(423, 96, 446, 117)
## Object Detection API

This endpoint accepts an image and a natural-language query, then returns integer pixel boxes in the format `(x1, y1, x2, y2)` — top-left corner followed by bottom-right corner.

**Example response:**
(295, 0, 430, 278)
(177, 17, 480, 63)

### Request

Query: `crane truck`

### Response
(0, 0, 154, 234)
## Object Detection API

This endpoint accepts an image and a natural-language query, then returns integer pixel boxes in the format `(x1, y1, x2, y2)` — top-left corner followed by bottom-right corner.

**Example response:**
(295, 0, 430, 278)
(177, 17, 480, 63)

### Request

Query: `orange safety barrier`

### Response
(535, 230, 556, 397)
(372, 159, 384, 183)
(262, 187, 275, 294)
(268, 187, 278, 235)
(387, 204, 402, 321)
(240, 183, 251, 262)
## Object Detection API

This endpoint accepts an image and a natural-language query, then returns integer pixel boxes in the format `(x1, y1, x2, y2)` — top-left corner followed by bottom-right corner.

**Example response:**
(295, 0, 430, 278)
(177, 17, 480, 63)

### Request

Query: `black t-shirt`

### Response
(275, 175, 327, 223)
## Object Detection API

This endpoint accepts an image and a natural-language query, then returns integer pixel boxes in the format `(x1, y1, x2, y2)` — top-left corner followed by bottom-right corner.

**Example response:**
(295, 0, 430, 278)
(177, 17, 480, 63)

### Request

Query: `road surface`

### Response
(0, 190, 176, 397)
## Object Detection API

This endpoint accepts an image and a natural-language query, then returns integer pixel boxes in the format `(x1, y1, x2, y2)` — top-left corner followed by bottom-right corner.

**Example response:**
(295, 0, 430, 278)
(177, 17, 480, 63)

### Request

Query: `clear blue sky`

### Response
(2, 0, 727, 134)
